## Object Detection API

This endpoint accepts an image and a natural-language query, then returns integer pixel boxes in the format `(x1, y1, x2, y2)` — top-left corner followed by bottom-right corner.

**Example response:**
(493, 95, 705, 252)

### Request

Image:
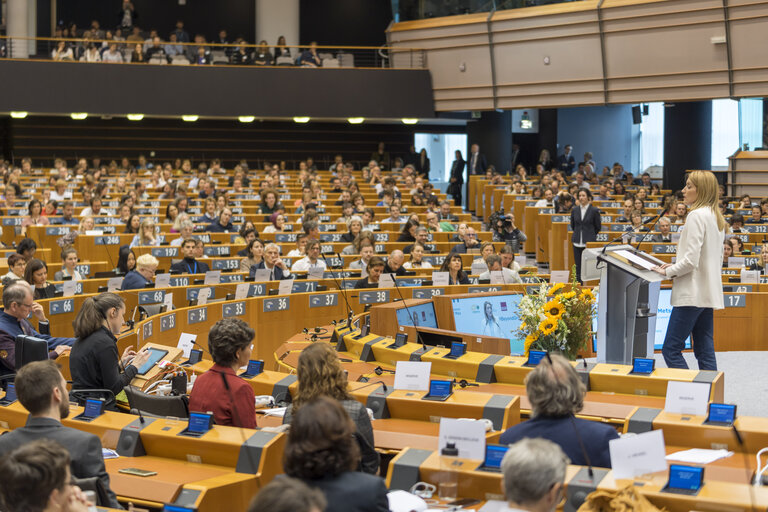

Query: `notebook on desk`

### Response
(421, 379, 453, 402)
(476, 444, 509, 473)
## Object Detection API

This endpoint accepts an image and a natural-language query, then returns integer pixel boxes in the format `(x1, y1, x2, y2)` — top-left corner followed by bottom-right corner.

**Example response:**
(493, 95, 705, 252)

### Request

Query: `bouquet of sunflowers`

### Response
(515, 269, 596, 359)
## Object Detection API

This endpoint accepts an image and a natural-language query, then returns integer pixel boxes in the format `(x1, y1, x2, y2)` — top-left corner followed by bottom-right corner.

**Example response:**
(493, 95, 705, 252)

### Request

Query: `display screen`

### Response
(396, 302, 438, 329)
(429, 380, 452, 397)
(188, 349, 203, 364)
(394, 333, 408, 347)
(245, 360, 264, 377)
(526, 350, 546, 366)
(84, 399, 104, 418)
(632, 357, 655, 374)
(449, 341, 466, 358)
(484, 444, 509, 469)
(3, 383, 16, 402)
(707, 403, 736, 424)
(136, 348, 169, 375)
(188, 412, 213, 433)
(451, 295, 523, 354)
(668, 465, 704, 491)
(162, 506, 196, 512)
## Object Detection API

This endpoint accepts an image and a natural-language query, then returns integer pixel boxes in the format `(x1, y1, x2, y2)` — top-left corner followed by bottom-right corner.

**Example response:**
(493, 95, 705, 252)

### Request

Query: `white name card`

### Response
(489, 271, 505, 285)
(107, 277, 124, 292)
(163, 292, 174, 311)
(664, 381, 710, 416)
(393, 361, 431, 391)
(549, 270, 570, 283)
(307, 266, 325, 279)
(741, 269, 759, 284)
(177, 332, 197, 359)
(438, 418, 486, 461)
(470, 262, 488, 275)
(252, 269, 271, 282)
(432, 271, 449, 286)
(204, 270, 221, 285)
(154, 273, 171, 289)
(196, 287, 210, 305)
(62, 280, 77, 297)
(609, 429, 667, 479)
(378, 273, 395, 288)
(235, 282, 250, 300)
(278, 278, 294, 296)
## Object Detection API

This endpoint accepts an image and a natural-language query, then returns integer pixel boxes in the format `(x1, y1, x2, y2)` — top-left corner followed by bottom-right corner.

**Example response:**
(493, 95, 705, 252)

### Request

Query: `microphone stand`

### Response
(322, 253, 353, 327)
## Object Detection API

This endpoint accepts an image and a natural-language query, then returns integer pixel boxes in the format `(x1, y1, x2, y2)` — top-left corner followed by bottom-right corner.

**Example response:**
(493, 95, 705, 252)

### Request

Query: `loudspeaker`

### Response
(632, 105, 642, 124)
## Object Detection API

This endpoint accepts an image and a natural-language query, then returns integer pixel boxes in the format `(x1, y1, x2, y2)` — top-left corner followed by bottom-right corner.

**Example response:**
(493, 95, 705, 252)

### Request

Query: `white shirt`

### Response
(286, 249, 304, 258)
(478, 267, 522, 283)
(291, 257, 327, 273)
(665, 207, 724, 309)
(403, 260, 433, 269)
(534, 199, 552, 208)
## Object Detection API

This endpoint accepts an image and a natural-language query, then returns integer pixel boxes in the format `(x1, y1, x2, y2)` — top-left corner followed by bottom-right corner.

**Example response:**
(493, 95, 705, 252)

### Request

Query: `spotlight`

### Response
(293, 117, 310, 123)
(182, 115, 199, 122)
(10, 112, 28, 119)
(401, 118, 418, 125)
(127, 114, 144, 121)
(70, 113, 88, 120)
(347, 117, 365, 124)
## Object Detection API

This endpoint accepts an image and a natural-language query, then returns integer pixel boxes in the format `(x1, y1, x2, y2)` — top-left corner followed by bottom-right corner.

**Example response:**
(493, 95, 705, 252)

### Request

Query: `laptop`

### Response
(662, 464, 704, 496)
(0, 382, 17, 406)
(239, 359, 264, 379)
(388, 332, 408, 349)
(443, 341, 467, 360)
(178, 412, 214, 438)
(476, 444, 509, 472)
(74, 398, 105, 422)
(422, 379, 453, 402)
(705, 403, 736, 426)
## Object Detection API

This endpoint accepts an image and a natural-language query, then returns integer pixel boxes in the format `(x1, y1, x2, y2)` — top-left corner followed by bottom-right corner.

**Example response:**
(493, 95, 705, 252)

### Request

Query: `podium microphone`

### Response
(352, 380, 388, 393)
(322, 253, 354, 326)
(634, 211, 665, 253)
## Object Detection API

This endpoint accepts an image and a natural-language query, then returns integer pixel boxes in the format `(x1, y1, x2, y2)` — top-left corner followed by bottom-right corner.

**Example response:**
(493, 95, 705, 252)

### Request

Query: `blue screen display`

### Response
(84, 399, 103, 418)
(136, 348, 168, 375)
(450, 341, 466, 358)
(632, 358, 655, 374)
(246, 360, 264, 376)
(527, 350, 546, 366)
(429, 380, 452, 397)
(396, 302, 438, 329)
(4, 383, 16, 402)
(484, 444, 508, 469)
(451, 295, 523, 354)
(188, 412, 212, 433)
(162, 506, 196, 512)
(708, 403, 736, 424)
(394, 333, 408, 347)
(668, 465, 703, 491)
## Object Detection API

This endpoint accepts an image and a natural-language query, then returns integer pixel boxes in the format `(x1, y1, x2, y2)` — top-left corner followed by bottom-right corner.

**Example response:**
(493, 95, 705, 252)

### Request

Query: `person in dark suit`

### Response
(170, 238, 210, 275)
(499, 354, 618, 468)
(249, 243, 292, 280)
(415, 148, 430, 178)
(0, 360, 121, 508)
(651, 217, 674, 243)
(447, 150, 465, 206)
(353, 257, 385, 289)
(0, 282, 75, 350)
(468, 143, 487, 175)
(120, 253, 158, 290)
(557, 144, 576, 175)
(570, 188, 601, 282)
(500, 438, 569, 512)
(283, 396, 388, 512)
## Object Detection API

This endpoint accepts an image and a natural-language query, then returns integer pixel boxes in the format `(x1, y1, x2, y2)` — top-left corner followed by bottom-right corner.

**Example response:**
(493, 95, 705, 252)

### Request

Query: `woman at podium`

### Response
(651, 171, 725, 371)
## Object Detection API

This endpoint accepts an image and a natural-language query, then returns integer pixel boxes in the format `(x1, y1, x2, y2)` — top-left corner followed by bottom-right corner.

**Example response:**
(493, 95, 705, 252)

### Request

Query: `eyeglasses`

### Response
(16, 302, 34, 309)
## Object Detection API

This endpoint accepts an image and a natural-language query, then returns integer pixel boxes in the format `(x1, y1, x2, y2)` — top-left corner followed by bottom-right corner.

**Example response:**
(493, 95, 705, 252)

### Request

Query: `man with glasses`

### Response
(0, 282, 75, 352)
(449, 226, 480, 254)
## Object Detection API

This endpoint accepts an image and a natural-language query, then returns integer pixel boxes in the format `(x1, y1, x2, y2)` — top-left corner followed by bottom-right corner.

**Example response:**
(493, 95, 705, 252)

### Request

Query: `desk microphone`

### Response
(352, 380, 388, 393)
(390, 275, 427, 354)
(634, 211, 664, 254)
(733, 425, 758, 511)
(322, 253, 353, 326)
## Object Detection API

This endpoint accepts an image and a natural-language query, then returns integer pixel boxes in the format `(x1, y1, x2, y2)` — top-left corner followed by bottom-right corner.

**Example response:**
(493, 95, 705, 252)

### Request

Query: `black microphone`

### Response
(374, 366, 395, 376)
(323, 253, 353, 326)
(390, 275, 427, 354)
(455, 379, 479, 388)
(634, 210, 665, 253)
(352, 380, 388, 393)
(732, 425, 758, 510)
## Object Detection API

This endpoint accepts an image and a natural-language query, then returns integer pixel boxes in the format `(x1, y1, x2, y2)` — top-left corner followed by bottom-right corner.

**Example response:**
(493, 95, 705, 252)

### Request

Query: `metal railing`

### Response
(0, 36, 427, 70)
(393, 0, 584, 21)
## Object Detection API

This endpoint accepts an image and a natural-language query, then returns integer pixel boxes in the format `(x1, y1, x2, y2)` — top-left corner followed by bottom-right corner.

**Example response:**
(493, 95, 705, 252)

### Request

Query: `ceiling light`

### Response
(238, 116, 255, 123)
(182, 115, 199, 122)
(401, 118, 418, 125)
(70, 113, 88, 120)
(127, 114, 144, 121)
(10, 111, 28, 119)
(347, 117, 365, 124)
(293, 117, 310, 123)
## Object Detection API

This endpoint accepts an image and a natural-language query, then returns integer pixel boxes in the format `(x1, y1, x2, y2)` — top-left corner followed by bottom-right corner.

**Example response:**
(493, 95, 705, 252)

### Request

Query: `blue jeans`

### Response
(662, 306, 717, 370)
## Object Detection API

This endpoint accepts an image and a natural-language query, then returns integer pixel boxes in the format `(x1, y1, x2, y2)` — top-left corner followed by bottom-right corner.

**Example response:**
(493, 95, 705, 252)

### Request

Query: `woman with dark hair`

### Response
(16, 238, 37, 262)
(188, 318, 256, 427)
(240, 239, 264, 273)
(124, 214, 141, 234)
(284, 396, 388, 511)
(165, 203, 179, 223)
(283, 343, 379, 474)
(116, 246, 136, 274)
(259, 189, 281, 215)
(570, 188, 601, 282)
(2, 253, 26, 283)
(353, 256, 385, 289)
(21, 199, 49, 236)
(440, 253, 469, 285)
(69, 292, 151, 397)
(24, 259, 56, 300)
(273, 35, 291, 60)
(396, 218, 419, 243)
(447, 149, 465, 205)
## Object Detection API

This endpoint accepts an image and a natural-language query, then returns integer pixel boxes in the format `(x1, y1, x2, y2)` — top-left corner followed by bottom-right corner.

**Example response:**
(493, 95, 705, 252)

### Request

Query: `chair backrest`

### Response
(149, 56, 167, 65)
(73, 476, 111, 506)
(322, 58, 340, 68)
(124, 386, 189, 418)
(276, 55, 294, 66)
(171, 55, 190, 65)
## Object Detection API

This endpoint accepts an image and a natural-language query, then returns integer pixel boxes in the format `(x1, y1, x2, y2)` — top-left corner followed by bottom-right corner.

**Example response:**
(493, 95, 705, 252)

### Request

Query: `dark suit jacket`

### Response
(0, 417, 120, 508)
(249, 261, 290, 280)
(301, 471, 389, 512)
(468, 152, 487, 174)
(570, 205, 602, 244)
(169, 258, 210, 275)
(499, 414, 618, 468)
(120, 269, 152, 290)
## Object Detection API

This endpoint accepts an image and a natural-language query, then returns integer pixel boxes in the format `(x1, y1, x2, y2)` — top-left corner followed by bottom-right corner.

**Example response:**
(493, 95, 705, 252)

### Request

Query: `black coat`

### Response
(570, 204, 602, 244)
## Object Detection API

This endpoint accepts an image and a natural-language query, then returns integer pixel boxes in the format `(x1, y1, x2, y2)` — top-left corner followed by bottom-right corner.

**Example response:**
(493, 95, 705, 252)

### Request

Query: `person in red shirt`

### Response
(188, 318, 256, 428)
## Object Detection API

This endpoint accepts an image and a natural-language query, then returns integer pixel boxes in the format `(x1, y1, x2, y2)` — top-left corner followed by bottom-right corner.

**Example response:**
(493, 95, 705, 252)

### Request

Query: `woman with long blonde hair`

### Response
(652, 171, 725, 370)
(282, 343, 379, 474)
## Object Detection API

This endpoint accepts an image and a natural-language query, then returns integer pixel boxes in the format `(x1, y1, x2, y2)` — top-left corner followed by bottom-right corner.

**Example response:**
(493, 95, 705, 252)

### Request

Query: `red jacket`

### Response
(188, 363, 256, 428)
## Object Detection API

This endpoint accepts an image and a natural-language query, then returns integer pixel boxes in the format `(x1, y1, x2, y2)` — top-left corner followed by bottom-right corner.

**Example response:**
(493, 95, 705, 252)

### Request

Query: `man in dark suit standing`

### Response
(557, 144, 576, 175)
(468, 143, 487, 175)
(0, 360, 120, 508)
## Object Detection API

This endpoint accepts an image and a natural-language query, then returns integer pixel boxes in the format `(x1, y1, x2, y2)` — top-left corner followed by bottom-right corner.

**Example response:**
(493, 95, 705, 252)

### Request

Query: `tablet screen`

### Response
(84, 399, 104, 418)
(484, 444, 508, 469)
(394, 333, 407, 347)
(188, 349, 203, 365)
(707, 403, 736, 424)
(429, 380, 452, 397)
(246, 359, 264, 376)
(136, 348, 169, 375)
(450, 341, 466, 358)
(4, 383, 16, 402)
(188, 412, 212, 434)
(668, 465, 704, 491)
(527, 350, 546, 366)
(632, 357, 655, 374)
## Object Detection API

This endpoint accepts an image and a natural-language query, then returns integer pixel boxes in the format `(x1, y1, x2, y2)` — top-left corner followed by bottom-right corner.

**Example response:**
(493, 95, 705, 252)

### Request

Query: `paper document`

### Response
(666, 448, 733, 464)
(262, 407, 287, 417)
(613, 249, 656, 270)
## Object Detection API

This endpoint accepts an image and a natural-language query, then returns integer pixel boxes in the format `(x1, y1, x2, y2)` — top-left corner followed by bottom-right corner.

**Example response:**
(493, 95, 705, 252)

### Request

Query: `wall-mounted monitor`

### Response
(396, 302, 438, 329)
(450, 294, 523, 354)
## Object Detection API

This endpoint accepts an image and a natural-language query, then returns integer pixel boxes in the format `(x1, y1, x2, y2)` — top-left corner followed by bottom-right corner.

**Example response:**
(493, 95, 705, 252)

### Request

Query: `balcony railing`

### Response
(392, 0, 584, 21)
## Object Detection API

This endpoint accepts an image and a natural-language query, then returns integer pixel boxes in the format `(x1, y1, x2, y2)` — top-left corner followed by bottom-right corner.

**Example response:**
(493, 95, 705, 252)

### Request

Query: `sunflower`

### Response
(524, 332, 538, 353)
(539, 318, 558, 336)
(547, 282, 566, 296)
(581, 288, 596, 302)
(559, 291, 577, 301)
(543, 299, 565, 319)
(519, 322, 527, 331)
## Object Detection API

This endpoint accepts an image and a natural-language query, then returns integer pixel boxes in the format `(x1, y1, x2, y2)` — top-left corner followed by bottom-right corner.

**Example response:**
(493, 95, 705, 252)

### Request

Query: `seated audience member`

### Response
(54, 248, 84, 281)
(403, 226, 430, 254)
(403, 242, 433, 269)
(297, 41, 322, 67)
(283, 397, 388, 512)
(240, 239, 265, 273)
(424, 210, 442, 233)
(472, 242, 496, 270)
(478, 254, 522, 283)
(80, 197, 105, 217)
(116, 246, 136, 274)
(263, 213, 287, 234)
(450, 226, 480, 253)
(728, 236, 746, 255)
(0, 282, 74, 349)
(189, 318, 256, 428)
(499, 353, 618, 467)
(437, 200, 457, 221)
(259, 189, 281, 215)
(651, 217, 673, 243)
(534, 189, 555, 208)
(349, 242, 374, 276)
(129, 218, 160, 248)
(625, 210, 648, 233)
(342, 216, 363, 244)
(729, 213, 745, 233)
(396, 218, 419, 243)
(199, 196, 217, 223)
(383, 249, 407, 276)
(121, 254, 158, 290)
(385, 204, 406, 224)
(286, 233, 309, 258)
(171, 219, 195, 246)
(0, 439, 93, 512)
(56, 201, 80, 225)
(499, 245, 522, 271)
(70, 292, 150, 398)
(250, 243, 292, 280)
(25, 259, 57, 300)
(353, 257, 385, 288)
(208, 207, 236, 232)
(170, 239, 210, 275)
(247, 476, 326, 512)
(16, 237, 37, 261)
(21, 199, 50, 235)
(441, 253, 470, 285)
(234, 225, 258, 251)
(748, 244, 768, 273)
(2, 253, 26, 283)
(673, 201, 687, 223)
(501, 438, 569, 512)
(303, 219, 320, 240)
(0, 361, 120, 508)
(615, 198, 634, 223)
(342, 230, 374, 256)
(283, 343, 379, 474)
(747, 205, 764, 224)
(291, 239, 327, 273)
(125, 214, 141, 234)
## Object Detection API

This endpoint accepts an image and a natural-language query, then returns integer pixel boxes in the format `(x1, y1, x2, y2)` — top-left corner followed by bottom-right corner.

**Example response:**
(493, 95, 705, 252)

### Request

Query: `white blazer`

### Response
(666, 207, 724, 309)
